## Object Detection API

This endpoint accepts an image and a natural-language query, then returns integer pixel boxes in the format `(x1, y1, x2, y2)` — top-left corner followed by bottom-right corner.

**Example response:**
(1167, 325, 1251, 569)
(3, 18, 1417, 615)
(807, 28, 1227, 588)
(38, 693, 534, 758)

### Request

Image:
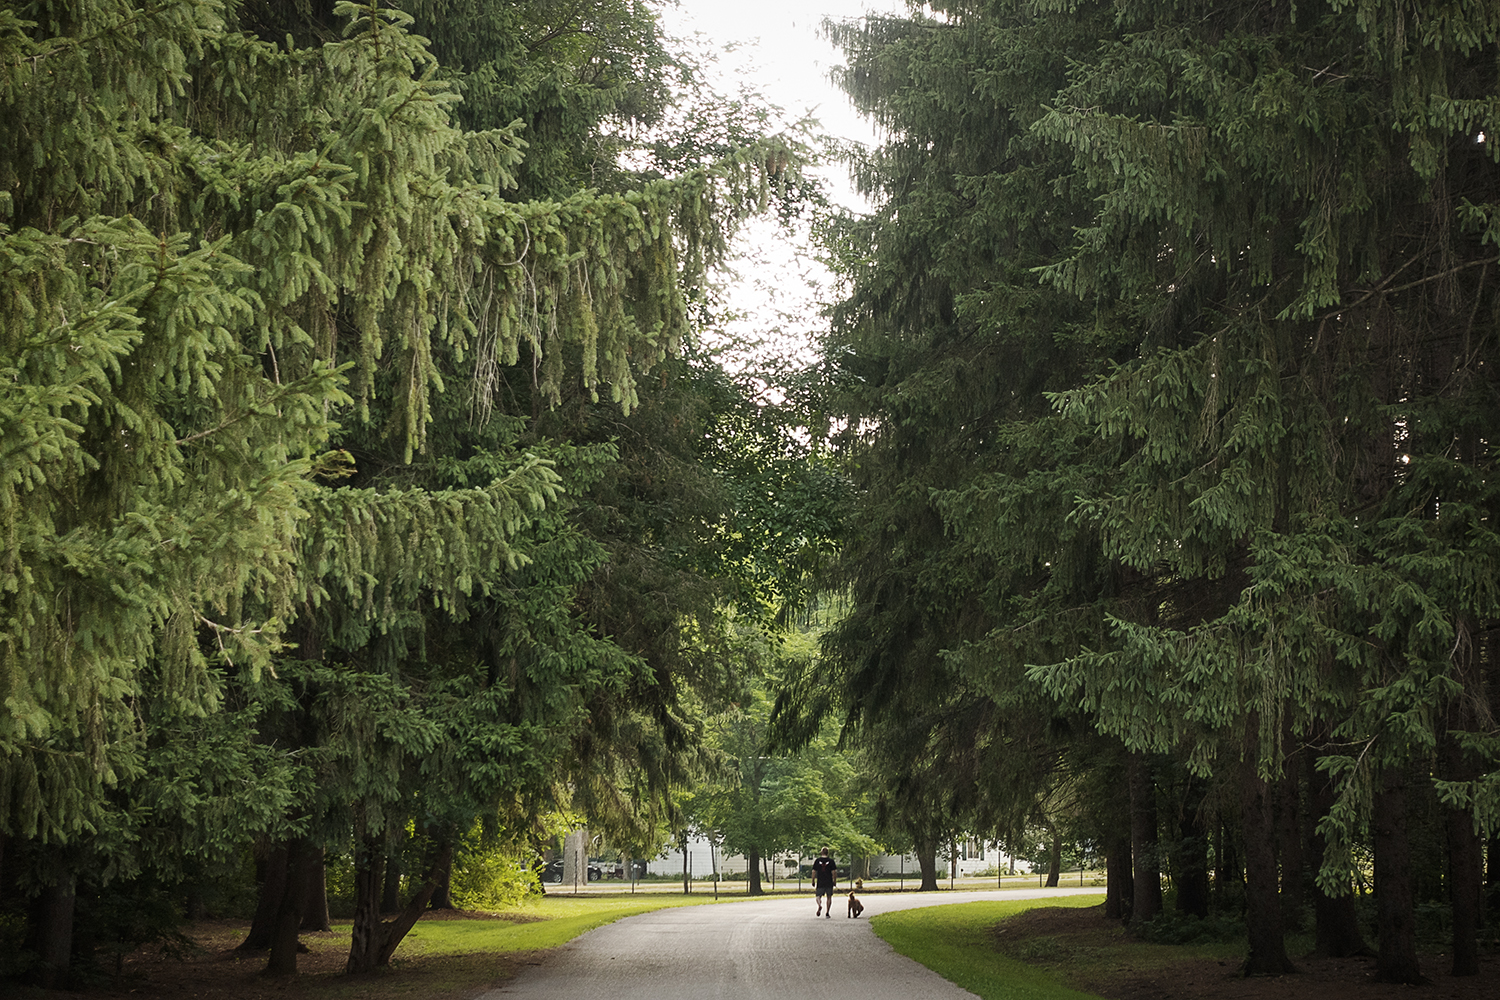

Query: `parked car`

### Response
(543, 859, 603, 882)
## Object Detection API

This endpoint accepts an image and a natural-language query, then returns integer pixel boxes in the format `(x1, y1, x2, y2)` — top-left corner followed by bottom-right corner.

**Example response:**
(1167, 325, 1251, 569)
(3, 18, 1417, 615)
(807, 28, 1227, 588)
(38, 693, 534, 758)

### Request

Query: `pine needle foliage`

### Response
(1, 0, 798, 879)
(807, 0, 1500, 973)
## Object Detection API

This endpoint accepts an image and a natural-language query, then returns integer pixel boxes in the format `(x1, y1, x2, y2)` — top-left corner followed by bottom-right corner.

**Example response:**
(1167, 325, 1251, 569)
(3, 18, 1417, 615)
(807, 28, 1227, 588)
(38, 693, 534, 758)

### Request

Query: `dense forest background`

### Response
(4, 0, 1500, 992)
(782, 0, 1500, 986)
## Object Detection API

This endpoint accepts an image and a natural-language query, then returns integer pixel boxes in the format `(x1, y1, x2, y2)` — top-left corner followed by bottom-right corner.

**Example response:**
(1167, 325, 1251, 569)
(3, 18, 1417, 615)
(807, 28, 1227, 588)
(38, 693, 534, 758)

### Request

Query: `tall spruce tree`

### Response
(1, 0, 807, 983)
(786, 0, 1124, 904)
(811, 0, 1500, 982)
(1018, 0, 1500, 980)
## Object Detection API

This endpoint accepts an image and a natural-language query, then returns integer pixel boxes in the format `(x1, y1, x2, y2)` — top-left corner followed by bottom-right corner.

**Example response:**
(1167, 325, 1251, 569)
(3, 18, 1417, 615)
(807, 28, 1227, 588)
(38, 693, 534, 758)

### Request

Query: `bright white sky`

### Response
(657, 0, 902, 372)
(659, 0, 894, 207)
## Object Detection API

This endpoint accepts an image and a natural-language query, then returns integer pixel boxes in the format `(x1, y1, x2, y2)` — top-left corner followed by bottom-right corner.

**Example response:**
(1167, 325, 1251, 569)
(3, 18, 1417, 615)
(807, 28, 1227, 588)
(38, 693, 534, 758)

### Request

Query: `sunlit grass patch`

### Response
(871, 895, 1108, 1000)
(396, 894, 735, 956)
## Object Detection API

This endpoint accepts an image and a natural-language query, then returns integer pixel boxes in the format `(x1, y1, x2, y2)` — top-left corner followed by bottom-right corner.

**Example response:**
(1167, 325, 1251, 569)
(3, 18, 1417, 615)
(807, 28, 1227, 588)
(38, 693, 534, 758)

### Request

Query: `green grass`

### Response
(871, 895, 1109, 1000)
(394, 893, 739, 957)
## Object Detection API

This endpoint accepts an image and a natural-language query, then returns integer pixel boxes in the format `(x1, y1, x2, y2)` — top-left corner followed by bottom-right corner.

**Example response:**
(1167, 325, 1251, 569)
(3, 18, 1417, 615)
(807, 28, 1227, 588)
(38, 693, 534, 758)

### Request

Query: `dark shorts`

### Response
(815, 885, 834, 899)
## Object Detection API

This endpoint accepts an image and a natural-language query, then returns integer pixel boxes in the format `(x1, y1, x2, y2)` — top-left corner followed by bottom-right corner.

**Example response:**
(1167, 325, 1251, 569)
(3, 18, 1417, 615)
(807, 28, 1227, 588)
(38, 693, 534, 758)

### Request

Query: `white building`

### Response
(643, 835, 1030, 881)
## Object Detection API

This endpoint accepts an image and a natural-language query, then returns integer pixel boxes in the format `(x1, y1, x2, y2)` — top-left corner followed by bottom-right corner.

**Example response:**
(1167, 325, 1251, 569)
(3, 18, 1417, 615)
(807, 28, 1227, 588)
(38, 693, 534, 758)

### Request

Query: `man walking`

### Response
(812, 847, 837, 918)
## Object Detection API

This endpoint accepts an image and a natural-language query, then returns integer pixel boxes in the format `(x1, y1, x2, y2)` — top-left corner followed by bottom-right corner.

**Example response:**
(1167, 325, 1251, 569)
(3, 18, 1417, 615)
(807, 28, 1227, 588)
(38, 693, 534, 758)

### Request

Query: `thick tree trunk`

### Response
(347, 836, 453, 973)
(1105, 831, 1133, 921)
(426, 832, 455, 910)
(1488, 832, 1500, 919)
(347, 833, 384, 972)
(1439, 713, 1482, 976)
(1240, 752, 1296, 975)
(301, 846, 331, 932)
(1045, 824, 1062, 888)
(1446, 798, 1483, 976)
(266, 838, 313, 976)
(914, 835, 940, 891)
(1307, 746, 1370, 958)
(1372, 762, 1423, 984)
(238, 842, 290, 951)
(1489, 632, 1500, 923)
(1129, 753, 1161, 923)
(747, 845, 764, 895)
(1173, 775, 1210, 918)
(1276, 748, 1305, 931)
(28, 872, 76, 989)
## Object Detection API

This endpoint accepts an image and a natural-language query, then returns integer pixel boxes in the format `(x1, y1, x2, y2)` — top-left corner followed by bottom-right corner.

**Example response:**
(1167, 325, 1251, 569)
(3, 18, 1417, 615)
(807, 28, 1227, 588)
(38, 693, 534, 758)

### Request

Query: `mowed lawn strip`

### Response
(871, 895, 1108, 1000)
(396, 894, 738, 956)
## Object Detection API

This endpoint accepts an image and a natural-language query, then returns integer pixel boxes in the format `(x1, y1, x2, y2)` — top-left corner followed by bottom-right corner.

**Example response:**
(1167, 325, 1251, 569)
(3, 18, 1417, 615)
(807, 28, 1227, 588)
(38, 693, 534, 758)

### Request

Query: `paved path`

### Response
(480, 887, 1102, 1000)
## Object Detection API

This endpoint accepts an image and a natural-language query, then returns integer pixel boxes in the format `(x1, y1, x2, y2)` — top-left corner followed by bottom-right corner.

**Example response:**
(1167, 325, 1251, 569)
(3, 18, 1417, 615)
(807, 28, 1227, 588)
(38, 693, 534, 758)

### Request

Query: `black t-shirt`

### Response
(812, 856, 836, 889)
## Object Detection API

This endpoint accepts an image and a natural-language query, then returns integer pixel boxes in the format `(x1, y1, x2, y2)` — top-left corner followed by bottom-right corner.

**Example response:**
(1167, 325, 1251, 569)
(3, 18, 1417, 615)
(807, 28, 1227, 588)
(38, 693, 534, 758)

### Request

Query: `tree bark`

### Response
(301, 846, 331, 932)
(1307, 746, 1370, 958)
(238, 842, 290, 951)
(914, 835, 940, 891)
(347, 836, 453, 973)
(1439, 710, 1482, 976)
(1372, 761, 1423, 984)
(426, 831, 455, 910)
(1489, 628, 1500, 922)
(1045, 823, 1062, 888)
(28, 872, 76, 989)
(747, 844, 764, 895)
(1240, 751, 1296, 975)
(1105, 831, 1133, 921)
(1488, 832, 1500, 919)
(1276, 746, 1306, 931)
(1445, 791, 1483, 976)
(1172, 774, 1210, 918)
(266, 838, 315, 976)
(1129, 752, 1161, 923)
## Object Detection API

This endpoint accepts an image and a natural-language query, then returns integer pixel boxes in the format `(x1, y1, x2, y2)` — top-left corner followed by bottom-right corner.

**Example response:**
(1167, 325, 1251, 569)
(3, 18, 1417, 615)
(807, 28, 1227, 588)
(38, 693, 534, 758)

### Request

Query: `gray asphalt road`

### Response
(480, 887, 1102, 1000)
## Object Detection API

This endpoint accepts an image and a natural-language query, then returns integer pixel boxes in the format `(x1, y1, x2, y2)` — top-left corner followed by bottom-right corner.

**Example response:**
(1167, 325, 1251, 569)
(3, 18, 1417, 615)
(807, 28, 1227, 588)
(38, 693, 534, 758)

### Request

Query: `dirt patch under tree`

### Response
(995, 905, 1500, 1000)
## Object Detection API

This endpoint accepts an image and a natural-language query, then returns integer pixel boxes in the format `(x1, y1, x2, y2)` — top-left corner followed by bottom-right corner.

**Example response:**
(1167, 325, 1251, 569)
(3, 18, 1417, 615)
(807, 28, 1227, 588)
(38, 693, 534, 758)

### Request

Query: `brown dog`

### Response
(847, 890, 864, 917)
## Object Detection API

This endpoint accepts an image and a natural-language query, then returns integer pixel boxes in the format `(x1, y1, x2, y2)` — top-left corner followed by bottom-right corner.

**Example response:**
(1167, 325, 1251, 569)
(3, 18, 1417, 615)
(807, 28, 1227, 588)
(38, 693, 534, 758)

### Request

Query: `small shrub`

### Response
(450, 853, 539, 910)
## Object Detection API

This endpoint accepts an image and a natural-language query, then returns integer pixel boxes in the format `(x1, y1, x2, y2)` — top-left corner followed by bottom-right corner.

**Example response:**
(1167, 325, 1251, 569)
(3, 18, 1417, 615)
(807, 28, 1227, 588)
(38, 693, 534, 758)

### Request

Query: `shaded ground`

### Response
(26, 902, 1500, 1000)
(72, 912, 536, 1000)
(994, 905, 1500, 1000)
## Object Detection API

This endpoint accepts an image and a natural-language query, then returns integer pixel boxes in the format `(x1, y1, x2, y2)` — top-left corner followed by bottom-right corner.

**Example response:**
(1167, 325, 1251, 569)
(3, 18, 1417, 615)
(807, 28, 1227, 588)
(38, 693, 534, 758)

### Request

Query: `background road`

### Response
(482, 887, 1103, 1000)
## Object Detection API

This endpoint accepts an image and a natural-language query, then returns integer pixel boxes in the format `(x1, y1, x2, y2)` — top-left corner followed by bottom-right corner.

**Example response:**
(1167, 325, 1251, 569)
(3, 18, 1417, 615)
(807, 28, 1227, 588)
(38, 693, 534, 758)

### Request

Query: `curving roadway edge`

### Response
(482, 887, 1104, 1000)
